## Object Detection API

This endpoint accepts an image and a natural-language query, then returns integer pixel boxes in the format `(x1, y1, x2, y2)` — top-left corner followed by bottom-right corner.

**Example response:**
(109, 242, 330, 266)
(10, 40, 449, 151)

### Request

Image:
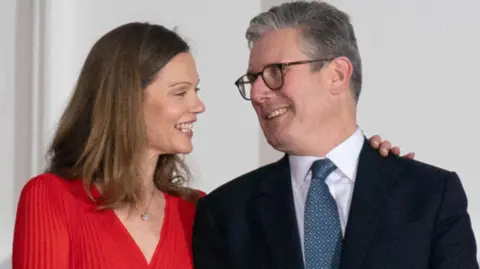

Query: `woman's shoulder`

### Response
(184, 188, 206, 204)
(16, 173, 79, 218)
(165, 188, 205, 214)
(164, 188, 205, 235)
(21, 173, 70, 195)
(168, 188, 205, 205)
(19, 173, 84, 203)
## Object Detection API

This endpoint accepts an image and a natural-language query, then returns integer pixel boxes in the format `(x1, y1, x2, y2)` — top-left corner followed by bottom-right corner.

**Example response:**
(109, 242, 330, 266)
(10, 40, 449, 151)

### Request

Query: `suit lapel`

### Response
(340, 139, 400, 269)
(249, 155, 305, 269)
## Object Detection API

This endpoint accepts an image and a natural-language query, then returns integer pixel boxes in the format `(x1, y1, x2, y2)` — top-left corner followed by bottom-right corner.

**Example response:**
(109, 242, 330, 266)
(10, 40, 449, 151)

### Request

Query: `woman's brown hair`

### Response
(45, 22, 198, 208)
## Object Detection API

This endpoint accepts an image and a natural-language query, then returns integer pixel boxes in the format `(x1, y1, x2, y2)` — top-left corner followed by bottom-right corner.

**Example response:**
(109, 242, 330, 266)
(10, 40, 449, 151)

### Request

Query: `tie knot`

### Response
(311, 159, 337, 181)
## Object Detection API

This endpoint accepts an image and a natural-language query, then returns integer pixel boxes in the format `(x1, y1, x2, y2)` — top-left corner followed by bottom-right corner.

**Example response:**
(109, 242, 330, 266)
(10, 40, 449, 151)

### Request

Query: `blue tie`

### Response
(304, 159, 342, 269)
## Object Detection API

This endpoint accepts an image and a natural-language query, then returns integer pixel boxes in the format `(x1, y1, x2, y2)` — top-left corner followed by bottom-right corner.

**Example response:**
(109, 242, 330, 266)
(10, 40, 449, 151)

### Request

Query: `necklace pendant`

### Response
(141, 213, 149, 220)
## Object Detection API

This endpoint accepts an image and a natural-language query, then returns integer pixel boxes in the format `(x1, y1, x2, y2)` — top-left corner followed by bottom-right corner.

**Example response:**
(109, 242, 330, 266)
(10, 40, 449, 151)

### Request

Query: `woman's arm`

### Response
(12, 176, 70, 269)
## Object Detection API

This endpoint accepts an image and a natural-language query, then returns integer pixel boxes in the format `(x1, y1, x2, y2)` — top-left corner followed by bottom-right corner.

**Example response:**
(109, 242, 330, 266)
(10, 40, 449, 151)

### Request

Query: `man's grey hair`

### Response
(246, 1, 362, 102)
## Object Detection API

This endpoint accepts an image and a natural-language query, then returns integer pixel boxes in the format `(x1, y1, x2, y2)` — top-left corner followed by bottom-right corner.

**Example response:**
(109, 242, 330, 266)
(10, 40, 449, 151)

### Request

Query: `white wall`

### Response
(1, 0, 479, 266)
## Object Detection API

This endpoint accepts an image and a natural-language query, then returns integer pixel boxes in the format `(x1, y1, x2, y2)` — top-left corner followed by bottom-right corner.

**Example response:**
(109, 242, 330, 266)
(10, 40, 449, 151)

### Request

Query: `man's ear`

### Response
(329, 56, 353, 95)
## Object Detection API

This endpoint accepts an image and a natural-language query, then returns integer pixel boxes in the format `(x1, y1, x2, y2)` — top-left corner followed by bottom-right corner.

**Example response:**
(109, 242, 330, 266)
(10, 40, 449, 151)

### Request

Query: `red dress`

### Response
(12, 173, 202, 269)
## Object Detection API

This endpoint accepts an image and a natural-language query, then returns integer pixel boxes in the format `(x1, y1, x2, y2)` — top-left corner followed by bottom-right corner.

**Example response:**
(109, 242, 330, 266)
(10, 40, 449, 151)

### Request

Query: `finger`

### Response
(369, 135, 382, 148)
(379, 141, 392, 156)
(403, 152, 415, 159)
(391, 146, 401, 155)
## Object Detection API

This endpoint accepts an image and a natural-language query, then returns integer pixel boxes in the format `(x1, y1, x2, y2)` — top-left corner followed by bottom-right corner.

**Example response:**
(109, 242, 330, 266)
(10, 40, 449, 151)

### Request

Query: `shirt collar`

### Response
(289, 127, 365, 186)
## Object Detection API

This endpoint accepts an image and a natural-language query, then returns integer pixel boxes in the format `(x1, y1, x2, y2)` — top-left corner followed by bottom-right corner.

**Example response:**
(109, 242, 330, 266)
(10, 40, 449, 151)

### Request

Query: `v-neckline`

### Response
(109, 192, 170, 268)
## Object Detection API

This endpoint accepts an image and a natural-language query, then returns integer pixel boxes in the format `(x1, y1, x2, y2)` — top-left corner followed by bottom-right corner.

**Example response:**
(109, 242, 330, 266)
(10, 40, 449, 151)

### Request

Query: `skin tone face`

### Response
(248, 28, 356, 157)
(143, 52, 206, 157)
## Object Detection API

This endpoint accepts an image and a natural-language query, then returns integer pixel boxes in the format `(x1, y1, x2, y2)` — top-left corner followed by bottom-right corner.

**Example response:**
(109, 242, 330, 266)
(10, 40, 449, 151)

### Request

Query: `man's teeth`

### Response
(267, 108, 288, 119)
(175, 123, 193, 132)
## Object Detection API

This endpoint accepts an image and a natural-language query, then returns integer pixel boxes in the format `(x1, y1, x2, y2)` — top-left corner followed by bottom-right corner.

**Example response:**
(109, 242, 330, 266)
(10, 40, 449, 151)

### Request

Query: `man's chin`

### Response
(266, 134, 289, 152)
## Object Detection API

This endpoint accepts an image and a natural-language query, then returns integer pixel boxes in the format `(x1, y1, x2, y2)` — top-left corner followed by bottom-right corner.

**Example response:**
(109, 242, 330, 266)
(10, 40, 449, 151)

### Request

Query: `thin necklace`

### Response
(140, 187, 156, 221)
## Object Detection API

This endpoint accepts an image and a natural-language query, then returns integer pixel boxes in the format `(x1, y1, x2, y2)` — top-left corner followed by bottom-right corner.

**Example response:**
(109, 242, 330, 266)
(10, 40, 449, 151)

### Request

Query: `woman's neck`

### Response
(138, 150, 160, 198)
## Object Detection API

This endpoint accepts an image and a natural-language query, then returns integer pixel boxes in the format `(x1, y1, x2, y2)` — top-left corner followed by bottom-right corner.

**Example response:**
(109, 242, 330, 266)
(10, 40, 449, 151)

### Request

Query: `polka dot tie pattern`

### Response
(304, 159, 342, 269)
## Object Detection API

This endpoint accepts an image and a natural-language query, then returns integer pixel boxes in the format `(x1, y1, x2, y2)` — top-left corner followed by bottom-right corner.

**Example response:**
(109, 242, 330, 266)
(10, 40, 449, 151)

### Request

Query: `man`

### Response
(192, 1, 478, 268)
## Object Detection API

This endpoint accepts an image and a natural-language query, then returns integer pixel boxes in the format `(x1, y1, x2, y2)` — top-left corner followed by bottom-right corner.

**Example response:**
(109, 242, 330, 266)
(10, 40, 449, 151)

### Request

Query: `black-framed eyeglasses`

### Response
(234, 58, 332, 100)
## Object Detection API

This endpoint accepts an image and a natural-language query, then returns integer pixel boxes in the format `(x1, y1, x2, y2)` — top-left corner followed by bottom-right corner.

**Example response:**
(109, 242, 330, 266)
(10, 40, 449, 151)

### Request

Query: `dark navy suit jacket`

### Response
(193, 140, 478, 269)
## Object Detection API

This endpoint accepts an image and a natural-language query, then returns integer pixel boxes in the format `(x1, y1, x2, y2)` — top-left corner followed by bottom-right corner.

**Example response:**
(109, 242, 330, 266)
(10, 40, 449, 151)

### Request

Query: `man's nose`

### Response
(250, 76, 274, 105)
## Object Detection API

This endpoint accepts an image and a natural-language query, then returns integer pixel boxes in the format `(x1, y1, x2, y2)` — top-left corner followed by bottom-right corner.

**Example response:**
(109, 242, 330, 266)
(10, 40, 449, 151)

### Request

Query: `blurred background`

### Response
(1, 0, 479, 267)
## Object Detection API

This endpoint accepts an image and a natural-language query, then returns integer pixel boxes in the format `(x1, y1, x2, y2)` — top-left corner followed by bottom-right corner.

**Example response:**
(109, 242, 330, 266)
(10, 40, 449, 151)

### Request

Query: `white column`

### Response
(0, 0, 38, 266)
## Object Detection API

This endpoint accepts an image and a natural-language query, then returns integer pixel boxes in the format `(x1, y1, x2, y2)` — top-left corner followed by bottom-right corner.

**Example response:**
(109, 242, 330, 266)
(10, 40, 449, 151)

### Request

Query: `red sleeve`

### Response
(12, 175, 70, 269)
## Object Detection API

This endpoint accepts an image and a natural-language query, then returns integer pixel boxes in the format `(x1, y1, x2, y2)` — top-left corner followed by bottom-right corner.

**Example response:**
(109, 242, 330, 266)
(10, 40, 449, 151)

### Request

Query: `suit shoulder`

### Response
(205, 161, 280, 201)
(391, 155, 456, 183)
(396, 156, 451, 173)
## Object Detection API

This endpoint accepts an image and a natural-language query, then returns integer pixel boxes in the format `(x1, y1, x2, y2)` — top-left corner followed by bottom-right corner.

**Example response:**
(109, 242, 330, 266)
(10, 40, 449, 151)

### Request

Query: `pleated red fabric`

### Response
(12, 173, 200, 269)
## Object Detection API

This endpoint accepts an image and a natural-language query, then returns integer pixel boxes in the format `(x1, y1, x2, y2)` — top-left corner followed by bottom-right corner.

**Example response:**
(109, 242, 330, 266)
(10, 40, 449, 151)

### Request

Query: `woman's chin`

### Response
(173, 143, 193, 155)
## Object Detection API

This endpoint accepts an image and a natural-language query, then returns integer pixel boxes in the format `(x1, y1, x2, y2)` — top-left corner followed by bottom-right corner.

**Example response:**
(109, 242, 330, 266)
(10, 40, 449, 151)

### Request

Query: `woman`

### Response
(12, 22, 407, 269)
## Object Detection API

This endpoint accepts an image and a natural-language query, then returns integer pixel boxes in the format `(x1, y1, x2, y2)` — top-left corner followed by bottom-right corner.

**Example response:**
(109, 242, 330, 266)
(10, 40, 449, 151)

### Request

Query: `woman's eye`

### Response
(174, 91, 187, 96)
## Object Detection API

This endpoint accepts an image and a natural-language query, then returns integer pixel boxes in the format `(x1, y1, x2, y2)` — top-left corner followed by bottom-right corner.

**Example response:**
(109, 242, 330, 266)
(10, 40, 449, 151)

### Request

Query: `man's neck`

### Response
(297, 101, 358, 157)
(293, 123, 357, 157)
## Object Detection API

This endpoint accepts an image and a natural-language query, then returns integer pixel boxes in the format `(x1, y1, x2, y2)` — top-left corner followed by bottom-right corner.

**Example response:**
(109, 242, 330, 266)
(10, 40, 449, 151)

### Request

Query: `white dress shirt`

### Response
(289, 127, 365, 257)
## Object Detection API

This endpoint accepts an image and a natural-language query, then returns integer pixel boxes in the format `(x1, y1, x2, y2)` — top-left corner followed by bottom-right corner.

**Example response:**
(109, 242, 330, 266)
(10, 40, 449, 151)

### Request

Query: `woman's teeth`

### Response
(175, 123, 193, 132)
